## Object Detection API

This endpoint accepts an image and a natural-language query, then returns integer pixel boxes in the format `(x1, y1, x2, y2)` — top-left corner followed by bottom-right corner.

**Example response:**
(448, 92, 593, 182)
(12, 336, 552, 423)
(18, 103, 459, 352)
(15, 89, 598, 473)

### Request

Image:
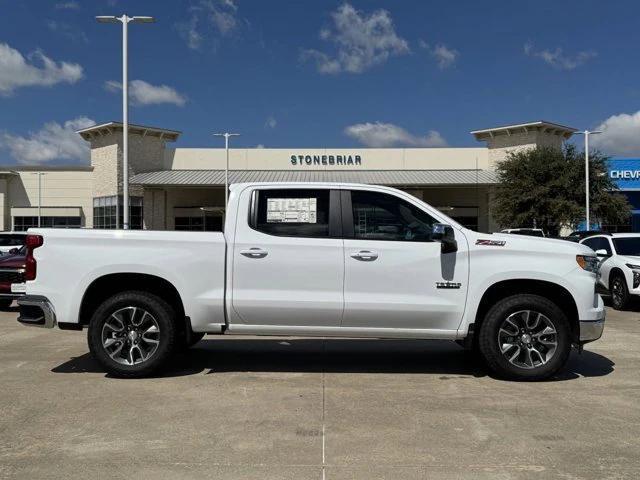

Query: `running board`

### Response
(224, 324, 460, 340)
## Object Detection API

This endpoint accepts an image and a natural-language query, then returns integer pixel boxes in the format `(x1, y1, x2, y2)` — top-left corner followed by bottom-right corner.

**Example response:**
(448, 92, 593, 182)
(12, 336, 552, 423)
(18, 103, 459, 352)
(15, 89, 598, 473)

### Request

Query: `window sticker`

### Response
(266, 198, 317, 223)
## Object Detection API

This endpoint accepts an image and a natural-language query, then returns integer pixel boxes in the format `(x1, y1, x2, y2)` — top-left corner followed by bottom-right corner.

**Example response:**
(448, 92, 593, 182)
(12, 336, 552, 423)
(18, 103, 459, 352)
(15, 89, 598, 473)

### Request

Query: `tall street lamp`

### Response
(213, 132, 240, 208)
(574, 130, 602, 231)
(96, 15, 154, 230)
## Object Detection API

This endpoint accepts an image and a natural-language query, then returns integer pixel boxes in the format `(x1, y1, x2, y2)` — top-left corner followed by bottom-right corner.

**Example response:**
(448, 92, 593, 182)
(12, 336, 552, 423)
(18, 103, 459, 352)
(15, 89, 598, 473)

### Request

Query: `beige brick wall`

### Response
(485, 131, 565, 167)
(89, 132, 169, 200)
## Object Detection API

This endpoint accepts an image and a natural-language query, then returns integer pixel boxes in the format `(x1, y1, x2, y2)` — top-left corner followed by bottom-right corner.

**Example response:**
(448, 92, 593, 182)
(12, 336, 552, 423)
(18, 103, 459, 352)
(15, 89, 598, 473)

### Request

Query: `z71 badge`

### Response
(436, 281, 462, 289)
(476, 239, 506, 246)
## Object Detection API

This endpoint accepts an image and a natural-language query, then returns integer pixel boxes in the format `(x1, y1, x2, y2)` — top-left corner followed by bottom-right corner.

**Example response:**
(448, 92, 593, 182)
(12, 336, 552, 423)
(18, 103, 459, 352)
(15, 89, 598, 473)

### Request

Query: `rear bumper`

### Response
(0, 293, 24, 299)
(17, 295, 56, 328)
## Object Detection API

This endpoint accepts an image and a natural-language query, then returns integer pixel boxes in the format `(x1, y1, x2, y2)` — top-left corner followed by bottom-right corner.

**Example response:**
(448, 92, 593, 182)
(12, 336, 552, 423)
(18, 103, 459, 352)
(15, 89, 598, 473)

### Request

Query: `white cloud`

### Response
(178, 0, 239, 50)
(256, 144, 265, 149)
(0, 43, 83, 96)
(419, 40, 458, 69)
(47, 20, 89, 44)
(302, 3, 409, 74)
(0, 117, 94, 165)
(344, 122, 448, 148)
(265, 116, 277, 129)
(178, 17, 203, 50)
(55, 1, 80, 9)
(105, 80, 187, 107)
(524, 41, 596, 70)
(591, 111, 640, 156)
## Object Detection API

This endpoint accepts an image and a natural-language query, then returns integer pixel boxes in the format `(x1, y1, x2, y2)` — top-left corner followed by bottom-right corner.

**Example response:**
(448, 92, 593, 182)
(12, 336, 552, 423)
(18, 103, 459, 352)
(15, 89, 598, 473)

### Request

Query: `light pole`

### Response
(32, 172, 45, 228)
(574, 130, 602, 231)
(96, 15, 154, 229)
(213, 133, 240, 207)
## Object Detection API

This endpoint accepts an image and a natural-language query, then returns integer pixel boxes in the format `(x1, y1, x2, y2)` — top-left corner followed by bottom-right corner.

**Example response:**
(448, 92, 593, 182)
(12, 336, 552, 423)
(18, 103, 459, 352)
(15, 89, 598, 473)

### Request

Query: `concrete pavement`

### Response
(0, 307, 639, 479)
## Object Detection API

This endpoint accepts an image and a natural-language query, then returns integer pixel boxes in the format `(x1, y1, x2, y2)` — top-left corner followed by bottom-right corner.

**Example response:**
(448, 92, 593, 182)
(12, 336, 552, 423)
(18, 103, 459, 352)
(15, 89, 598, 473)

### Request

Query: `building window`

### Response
(93, 196, 143, 229)
(13, 216, 81, 231)
(174, 216, 223, 231)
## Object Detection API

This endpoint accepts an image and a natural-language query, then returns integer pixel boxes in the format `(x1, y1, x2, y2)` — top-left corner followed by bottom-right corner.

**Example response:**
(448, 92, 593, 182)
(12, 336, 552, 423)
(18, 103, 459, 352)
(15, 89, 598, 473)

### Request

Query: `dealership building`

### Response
(3, 119, 635, 233)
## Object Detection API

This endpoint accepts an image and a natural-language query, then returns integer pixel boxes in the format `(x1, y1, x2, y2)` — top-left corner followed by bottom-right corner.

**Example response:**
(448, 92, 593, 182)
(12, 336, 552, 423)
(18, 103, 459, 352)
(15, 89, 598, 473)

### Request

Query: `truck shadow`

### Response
(51, 338, 614, 381)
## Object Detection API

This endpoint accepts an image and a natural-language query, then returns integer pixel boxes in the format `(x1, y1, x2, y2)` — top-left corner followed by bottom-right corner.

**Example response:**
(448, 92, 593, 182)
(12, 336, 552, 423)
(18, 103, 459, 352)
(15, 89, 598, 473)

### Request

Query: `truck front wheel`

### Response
(478, 294, 571, 381)
(87, 291, 177, 378)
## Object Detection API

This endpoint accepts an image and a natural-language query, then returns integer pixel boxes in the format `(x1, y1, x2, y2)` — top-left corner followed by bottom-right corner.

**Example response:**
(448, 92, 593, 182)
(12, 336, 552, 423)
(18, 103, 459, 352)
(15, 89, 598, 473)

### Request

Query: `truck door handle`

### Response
(350, 250, 378, 261)
(240, 248, 268, 259)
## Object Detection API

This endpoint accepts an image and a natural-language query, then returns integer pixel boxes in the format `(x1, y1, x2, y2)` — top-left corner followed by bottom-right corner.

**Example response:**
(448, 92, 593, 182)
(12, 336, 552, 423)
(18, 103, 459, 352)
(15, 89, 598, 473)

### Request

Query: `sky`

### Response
(1, 0, 640, 165)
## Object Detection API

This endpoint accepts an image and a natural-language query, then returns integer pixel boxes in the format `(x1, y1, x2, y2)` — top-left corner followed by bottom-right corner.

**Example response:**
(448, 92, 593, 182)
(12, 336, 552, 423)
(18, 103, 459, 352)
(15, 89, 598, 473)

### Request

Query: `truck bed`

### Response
(26, 228, 227, 331)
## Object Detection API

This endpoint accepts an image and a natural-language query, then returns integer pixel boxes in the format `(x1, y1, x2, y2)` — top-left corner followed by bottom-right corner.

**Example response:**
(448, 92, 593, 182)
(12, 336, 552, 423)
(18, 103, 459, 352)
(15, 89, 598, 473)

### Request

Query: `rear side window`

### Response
(350, 190, 437, 242)
(253, 189, 331, 238)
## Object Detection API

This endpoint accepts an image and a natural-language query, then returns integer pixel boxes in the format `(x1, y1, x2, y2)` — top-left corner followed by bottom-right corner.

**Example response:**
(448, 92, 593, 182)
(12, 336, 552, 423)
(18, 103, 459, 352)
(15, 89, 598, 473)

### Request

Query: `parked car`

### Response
(0, 245, 26, 310)
(500, 228, 546, 238)
(580, 233, 640, 310)
(0, 232, 26, 254)
(17, 183, 605, 380)
(566, 230, 607, 242)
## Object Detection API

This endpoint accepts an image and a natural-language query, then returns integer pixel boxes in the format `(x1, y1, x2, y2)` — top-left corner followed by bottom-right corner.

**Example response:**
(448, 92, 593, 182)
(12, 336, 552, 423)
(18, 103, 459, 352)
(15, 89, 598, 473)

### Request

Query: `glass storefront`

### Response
(93, 196, 143, 229)
(606, 159, 640, 232)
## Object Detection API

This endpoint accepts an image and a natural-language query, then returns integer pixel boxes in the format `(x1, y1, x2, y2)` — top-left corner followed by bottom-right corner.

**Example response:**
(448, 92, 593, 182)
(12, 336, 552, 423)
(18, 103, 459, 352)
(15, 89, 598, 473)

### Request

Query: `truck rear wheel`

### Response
(478, 294, 571, 381)
(87, 291, 177, 378)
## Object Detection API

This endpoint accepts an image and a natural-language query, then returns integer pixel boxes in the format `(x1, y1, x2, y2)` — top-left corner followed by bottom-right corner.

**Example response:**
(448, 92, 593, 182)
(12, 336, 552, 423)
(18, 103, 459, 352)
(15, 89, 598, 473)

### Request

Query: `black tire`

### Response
(610, 273, 630, 310)
(87, 291, 177, 378)
(0, 299, 13, 310)
(478, 294, 571, 381)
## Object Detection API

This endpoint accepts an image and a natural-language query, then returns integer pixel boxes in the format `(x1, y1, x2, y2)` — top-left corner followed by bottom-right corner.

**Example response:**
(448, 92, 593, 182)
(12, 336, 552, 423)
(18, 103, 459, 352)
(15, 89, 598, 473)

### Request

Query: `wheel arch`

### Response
(473, 279, 580, 342)
(78, 273, 188, 335)
(608, 267, 626, 287)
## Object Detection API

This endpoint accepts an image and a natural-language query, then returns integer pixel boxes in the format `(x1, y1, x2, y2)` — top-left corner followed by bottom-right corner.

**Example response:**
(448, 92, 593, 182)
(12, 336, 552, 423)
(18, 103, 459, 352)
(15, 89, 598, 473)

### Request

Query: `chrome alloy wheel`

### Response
(497, 310, 558, 369)
(101, 307, 160, 366)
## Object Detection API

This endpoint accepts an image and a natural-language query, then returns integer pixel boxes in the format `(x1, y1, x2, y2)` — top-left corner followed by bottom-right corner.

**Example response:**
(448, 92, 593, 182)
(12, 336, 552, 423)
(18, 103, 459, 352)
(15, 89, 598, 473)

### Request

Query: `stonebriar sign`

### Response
(290, 154, 362, 167)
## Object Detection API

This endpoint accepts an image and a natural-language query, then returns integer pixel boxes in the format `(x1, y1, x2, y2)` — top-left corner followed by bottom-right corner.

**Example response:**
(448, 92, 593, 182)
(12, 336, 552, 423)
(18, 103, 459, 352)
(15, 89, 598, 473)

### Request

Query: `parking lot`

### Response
(0, 306, 638, 479)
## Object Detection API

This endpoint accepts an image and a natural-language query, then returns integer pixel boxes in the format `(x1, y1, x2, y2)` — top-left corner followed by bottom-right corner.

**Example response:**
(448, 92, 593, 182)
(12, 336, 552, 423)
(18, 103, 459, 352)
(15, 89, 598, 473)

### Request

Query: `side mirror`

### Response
(8, 248, 18, 254)
(594, 249, 610, 258)
(432, 223, 458, 254)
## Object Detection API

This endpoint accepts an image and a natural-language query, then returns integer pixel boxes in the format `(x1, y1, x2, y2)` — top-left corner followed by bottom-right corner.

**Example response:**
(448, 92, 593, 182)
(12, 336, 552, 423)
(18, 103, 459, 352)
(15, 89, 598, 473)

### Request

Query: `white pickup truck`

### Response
(17, 183, 605, 380)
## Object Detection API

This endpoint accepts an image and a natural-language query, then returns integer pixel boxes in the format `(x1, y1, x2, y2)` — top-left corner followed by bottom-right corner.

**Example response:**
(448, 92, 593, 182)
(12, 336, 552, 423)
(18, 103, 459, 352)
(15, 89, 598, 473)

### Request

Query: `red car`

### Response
(0, 245, 26, 310)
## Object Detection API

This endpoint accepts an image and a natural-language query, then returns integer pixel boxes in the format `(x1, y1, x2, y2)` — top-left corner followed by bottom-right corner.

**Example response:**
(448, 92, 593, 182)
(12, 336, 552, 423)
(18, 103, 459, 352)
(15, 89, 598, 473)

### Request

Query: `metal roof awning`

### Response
(131, 169, 497, 187)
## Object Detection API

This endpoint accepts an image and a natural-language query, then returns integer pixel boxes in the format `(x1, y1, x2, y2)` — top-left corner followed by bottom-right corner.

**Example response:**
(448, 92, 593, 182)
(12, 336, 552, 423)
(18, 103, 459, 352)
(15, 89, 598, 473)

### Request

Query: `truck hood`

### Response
(616, 255, 640, 266)
(467, 231, 594, 255)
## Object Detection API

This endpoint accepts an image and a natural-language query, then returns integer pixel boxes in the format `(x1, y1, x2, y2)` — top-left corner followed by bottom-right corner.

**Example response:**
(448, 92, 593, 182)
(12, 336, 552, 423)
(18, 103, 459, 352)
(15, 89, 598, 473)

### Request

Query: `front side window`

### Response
(612, 237, 640, 256)
(351, 190, 437, 242)
(253, 189, 330, 238)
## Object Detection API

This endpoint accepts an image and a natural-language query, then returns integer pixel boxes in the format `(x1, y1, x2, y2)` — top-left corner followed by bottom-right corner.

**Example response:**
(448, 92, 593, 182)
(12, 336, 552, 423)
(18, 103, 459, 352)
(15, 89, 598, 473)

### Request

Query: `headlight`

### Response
(625, 263, 640, 270)
(576, 255, 599, 273)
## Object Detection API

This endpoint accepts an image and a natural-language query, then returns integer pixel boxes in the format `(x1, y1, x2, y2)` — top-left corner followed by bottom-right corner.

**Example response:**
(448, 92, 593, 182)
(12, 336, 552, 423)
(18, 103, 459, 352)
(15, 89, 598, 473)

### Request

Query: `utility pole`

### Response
(574, 130, 602, 231)
(213, 132, 240, 207)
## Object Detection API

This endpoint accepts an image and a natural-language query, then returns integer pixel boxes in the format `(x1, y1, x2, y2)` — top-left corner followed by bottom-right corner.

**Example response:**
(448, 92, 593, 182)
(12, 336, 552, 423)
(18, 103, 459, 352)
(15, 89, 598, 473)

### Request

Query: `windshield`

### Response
(613, 237, 640, 256)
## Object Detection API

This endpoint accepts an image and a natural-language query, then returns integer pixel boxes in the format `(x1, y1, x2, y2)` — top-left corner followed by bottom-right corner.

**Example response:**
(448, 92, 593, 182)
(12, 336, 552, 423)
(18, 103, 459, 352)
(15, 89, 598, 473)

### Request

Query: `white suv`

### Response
(580, 233, 640, 310)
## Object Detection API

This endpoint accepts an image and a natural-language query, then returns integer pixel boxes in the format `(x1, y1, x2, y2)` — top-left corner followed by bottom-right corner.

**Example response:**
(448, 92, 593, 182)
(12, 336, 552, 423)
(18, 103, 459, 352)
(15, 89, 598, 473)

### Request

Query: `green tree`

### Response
(492, 145, 630, 236)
